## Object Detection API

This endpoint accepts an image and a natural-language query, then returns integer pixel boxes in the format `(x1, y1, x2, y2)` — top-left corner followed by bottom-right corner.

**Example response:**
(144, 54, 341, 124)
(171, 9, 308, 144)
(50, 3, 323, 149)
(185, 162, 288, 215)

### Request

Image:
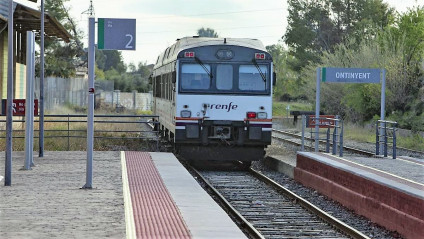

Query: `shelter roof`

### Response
(0, 1, 71, 42)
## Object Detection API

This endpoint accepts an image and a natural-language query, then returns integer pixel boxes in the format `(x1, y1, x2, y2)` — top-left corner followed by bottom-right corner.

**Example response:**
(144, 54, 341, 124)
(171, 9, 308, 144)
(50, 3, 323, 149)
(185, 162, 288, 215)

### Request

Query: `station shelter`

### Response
(0, 1, 71, 101)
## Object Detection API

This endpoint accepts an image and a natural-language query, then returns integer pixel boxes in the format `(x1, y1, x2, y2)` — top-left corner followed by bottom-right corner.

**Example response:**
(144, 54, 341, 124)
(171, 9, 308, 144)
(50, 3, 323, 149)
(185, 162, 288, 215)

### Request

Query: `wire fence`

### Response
(0, 114, 160, 151)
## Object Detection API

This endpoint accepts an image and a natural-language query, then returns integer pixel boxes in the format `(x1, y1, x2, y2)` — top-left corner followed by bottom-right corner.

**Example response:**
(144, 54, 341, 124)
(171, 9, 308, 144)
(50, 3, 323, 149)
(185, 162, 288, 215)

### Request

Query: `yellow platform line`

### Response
(121, 151, 136, 239)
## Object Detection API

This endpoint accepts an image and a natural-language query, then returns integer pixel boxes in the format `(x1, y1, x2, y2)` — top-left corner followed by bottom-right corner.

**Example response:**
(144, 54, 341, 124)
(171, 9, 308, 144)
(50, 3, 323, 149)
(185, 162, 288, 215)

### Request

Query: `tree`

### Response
(266, 43, 304, 101)
(284, 0, 393, 71)
(197, 27, 219, 38)
(39, 0, 85, 78)
(95, 50, 126, 73)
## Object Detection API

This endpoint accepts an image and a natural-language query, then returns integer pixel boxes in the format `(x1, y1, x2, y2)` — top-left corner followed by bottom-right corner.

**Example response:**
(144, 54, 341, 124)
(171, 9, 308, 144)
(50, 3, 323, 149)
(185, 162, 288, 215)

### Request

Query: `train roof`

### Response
(154, 36, 267, 69)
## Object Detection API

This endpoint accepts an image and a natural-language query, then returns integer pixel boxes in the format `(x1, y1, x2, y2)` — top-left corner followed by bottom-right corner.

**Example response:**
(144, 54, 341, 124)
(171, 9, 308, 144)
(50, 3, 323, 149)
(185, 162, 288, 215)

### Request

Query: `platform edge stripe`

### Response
(121, 151, 136, 239)
(327, 153, 424, 187)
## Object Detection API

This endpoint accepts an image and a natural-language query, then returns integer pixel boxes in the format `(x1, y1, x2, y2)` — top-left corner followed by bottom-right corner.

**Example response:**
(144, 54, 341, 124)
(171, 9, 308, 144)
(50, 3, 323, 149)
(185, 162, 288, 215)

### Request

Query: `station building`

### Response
(0, 1, 70, 100)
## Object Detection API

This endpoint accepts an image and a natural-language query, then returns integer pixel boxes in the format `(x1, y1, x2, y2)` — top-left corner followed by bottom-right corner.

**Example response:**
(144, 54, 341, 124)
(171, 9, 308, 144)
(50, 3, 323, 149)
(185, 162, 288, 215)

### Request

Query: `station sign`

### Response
(306, 115, 335, 128)
(98, 18, 136, 50)
(322, 67, 381, 83)
(1, 99, 39, 116)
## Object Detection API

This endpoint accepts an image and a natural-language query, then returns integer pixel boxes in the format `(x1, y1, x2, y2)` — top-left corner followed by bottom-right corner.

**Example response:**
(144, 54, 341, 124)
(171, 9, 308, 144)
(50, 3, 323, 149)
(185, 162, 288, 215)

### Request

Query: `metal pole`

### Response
(83, 17, 95, 189)
(332, 125, 337, 155)
(384, 122, 388, 157)
(301, 115, 305, 151)
(339, 120, 344, 157)
(334, 116, 339, 154)
(39, 0, 45, 157)
(5, 0, 14, 186)
(24, 31, 35, 170)
(393, 123, 397, 159)
(326, 128, 330, 153)
(376, 121, 379, 155)
(67, 114, 70, 151)
(315, 68, 320, 152)
(379, 69, 386, 154)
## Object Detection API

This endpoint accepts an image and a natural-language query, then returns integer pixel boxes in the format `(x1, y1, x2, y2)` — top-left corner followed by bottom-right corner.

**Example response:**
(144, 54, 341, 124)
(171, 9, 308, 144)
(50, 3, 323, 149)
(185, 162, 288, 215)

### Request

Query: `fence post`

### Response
(384, 122, 388, 157)
(393, 124, 397, 159)
(339, 120, 344, 157)
(67, 114, 70, 151)
(326, 128, 330, 153)
(301, 115, 305, 151)
(376, 121, 379, 155)
(332, 125, 336, 155)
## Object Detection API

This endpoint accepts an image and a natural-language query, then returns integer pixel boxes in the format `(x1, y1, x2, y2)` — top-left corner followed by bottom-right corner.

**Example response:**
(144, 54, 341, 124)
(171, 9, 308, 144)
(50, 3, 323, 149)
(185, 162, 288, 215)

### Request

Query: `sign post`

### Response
(83, 17, 95, 189)
(83, 17, 136, 189)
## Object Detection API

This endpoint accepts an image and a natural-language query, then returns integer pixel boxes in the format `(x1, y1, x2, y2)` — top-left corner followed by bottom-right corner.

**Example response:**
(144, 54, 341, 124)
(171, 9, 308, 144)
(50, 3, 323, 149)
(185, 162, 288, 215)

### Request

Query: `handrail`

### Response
(302, 115, 344, 157)
(376, 120, 398, 159)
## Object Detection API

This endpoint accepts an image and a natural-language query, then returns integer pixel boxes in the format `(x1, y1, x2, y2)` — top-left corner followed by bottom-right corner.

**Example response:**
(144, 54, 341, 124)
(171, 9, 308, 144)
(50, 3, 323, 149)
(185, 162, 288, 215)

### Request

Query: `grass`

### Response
(343, 123, 424, 152)
(273, 101, 313, 117)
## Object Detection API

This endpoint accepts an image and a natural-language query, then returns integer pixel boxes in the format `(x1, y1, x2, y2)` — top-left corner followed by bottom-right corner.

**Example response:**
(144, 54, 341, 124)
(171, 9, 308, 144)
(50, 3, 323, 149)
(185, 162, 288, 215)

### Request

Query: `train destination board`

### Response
(322, 67, 381, 83)
(98, 18, 136, 50)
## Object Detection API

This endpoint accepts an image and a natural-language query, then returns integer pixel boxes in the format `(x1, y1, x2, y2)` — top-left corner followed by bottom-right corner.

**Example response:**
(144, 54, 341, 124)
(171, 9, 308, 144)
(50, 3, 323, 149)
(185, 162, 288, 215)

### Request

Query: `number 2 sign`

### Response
(98, 18, 136, 50)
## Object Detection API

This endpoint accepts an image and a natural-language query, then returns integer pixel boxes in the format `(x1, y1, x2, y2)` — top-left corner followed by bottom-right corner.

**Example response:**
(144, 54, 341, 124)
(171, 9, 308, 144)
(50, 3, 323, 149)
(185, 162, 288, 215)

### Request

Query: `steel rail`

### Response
(189, 166, 265, 239)
(249, 167, 370, 239)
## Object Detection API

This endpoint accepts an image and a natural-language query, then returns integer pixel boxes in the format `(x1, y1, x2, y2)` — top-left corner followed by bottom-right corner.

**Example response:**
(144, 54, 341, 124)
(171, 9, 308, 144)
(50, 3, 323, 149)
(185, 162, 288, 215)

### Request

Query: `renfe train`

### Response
(151, 36, 275, 165)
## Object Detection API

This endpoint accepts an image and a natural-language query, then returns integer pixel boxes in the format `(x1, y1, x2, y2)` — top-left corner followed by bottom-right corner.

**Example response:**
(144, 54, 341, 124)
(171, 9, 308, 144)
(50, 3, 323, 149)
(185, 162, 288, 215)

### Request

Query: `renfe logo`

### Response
(209, 102, 238, 112)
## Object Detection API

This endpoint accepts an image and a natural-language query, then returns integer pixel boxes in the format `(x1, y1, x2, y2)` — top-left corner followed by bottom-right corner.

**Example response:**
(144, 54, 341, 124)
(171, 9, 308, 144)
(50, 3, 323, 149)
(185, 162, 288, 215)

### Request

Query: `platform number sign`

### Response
(98, 18, 136, 50)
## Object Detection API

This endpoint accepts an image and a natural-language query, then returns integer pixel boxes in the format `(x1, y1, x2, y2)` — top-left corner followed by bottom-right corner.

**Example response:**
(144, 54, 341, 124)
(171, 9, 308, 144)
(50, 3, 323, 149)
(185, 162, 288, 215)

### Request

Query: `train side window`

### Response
(216, 64, 233, 90)
(239, 65, 267, 91)
(155, 76, 161, 97)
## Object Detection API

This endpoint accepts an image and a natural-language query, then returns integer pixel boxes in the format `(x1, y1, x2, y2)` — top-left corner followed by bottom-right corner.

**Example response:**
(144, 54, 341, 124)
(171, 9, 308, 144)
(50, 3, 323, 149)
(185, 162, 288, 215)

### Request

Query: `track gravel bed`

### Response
(259, 145, 403, 239)
(201, 170, 349, 239)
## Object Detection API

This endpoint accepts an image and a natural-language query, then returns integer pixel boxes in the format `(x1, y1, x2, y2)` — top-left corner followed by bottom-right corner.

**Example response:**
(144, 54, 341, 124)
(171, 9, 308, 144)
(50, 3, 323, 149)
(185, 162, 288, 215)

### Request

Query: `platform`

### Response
(122, 151, 247, 239)
(265, 151, 424, 239)
(0, 151, 246, 239)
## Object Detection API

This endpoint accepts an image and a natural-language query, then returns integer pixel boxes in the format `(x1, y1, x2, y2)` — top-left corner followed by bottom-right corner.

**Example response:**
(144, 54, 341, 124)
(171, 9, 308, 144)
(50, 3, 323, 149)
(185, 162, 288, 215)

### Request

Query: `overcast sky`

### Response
(17, 0, 423, 66)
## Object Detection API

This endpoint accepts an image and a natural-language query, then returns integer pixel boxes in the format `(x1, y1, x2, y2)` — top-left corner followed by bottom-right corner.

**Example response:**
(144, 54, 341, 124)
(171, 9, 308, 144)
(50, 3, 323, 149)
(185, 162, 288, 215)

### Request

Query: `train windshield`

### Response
(239, 65, 267, 91)
(179, 62, 270, 94)
(181, 64, 211, 90)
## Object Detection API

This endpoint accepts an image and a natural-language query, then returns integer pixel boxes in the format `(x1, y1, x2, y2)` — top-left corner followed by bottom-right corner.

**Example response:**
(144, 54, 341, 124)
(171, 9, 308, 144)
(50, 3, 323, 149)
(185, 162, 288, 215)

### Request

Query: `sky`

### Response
(17, 0, 423, 66)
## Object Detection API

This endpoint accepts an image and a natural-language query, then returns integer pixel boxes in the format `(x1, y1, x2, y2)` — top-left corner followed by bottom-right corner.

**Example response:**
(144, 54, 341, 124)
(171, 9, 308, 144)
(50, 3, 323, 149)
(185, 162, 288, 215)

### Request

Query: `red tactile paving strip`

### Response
(125, 151, 192, 239)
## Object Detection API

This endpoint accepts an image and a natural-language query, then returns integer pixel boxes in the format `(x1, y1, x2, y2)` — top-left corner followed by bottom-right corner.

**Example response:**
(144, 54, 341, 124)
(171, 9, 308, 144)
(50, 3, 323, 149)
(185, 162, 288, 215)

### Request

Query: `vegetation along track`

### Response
(191, 166, 368, 239)
(272, 129, 424, 158)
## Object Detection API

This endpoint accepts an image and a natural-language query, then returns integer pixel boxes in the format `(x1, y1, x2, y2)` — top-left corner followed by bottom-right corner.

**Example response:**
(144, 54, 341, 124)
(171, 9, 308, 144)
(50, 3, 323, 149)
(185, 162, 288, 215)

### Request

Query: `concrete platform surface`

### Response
(0, 151, 125, 239)
(1, 151, 247, 239)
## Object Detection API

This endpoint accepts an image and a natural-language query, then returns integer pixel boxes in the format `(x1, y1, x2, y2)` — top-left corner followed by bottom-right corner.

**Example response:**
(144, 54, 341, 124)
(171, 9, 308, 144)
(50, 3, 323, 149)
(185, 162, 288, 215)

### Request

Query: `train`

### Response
(151, 36, 275, 165)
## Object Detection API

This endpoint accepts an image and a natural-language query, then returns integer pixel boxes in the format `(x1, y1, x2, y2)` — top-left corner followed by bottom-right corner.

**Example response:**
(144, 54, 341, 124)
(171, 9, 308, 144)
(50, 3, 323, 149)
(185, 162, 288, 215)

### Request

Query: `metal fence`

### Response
(376, 120, 398, 158)
(0, 114, 160, 151)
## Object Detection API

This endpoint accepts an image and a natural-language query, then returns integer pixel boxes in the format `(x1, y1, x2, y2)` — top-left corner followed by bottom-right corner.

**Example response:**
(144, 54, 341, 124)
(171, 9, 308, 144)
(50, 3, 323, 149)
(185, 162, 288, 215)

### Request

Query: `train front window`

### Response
(239, 65, 267, 91)
(216, 65, 233, 90)
(181, 63, 211, 90)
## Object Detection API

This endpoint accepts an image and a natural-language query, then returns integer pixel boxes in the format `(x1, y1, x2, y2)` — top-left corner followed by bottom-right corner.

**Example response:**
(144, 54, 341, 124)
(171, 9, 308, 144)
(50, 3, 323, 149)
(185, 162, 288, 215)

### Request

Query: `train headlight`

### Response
(180, 110, 191, 118)
(257, 112, 267, 119)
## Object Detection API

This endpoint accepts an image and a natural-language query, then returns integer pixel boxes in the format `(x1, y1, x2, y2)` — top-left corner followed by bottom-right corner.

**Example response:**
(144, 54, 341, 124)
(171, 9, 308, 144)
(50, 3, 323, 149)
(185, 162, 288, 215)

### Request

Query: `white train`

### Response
(151, 36, 275, 164)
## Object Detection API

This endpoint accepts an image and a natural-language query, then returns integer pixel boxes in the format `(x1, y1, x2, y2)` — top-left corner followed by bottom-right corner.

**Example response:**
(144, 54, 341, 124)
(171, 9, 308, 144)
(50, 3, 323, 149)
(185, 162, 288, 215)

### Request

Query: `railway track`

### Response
(272, 129, 424, 158)
(191, 165, 368, 239)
